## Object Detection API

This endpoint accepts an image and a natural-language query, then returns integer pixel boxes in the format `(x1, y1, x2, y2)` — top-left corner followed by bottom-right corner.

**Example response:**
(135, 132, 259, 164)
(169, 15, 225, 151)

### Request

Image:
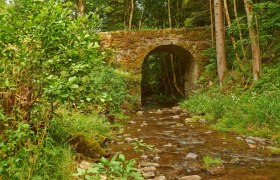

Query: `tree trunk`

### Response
(128, 0, 134, 30)
(214, 0, 227, 88)
(138, 0, 145, 29)
(233, 0, 247, 62)
(223, 0, 242, 70)
(244, 0, 261, 81)
(210, 0, 214, 46)
(168, 0, 172, 28)
(77, 0, 84, 16)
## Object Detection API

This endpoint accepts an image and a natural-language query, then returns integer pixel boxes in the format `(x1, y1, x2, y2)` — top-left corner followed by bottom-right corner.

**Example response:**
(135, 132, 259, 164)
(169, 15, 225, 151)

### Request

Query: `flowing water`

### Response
(109, 106, 280, 179)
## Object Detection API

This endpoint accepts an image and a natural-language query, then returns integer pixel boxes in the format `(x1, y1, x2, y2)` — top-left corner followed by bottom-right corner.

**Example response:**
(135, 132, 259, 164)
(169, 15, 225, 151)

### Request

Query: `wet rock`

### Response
(137, 129, 142, 132)
(155, 109, 163, 114)
(141, 122, 148, 126)
(143, 172, 155, 178)
(223, 142, 228, 145)
(137, 111, 144, 115)
(248, 143, 257, 149)
(172, 106, 182, 111)
(140, 162, 160, 167)
(123, 134, 131, 137)
(247, 136, 267, 144)
(245, 138, 256, 144)
(185, 118, 196, 123)
(129, 120, 136, 124)
(124, 137, 133, 143)
(186, 153, 198, 160)
(163, 131, 174, 133)
(141, 166, 157, 172)
(155, 175, 166, 180)
(163, 143, 173, 147)
(204, 130, 213, 134)
(179, 175, 202, 180)
(141, 154, 149, 161)
(171, 115, 180, 119)
(236, 136, 243, 140)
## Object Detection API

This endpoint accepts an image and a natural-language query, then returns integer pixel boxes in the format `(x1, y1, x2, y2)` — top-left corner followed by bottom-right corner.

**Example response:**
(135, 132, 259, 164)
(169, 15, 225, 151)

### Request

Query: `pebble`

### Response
(172, 106, 182, 111)
(141, 154, 149, 161)
(124, 137, 133, 143)
(248, 144, 257, 149)
(171, 115, 180, 119)
(137, 111, 144, 115)
(186, 153, 198, 160)
(236, 136, 243, 140)
(163, 131, 174, 133)
(129, 120, 136, 124)
(140, 162, 160, 167)
(247, 136, 267, 144)
(155, 109, 163, 114)
(154, 155, 160, 161)
(123, 134, 131, 137)
(179, 175, 202, 180)
(163, 143, 173, 147)
(137, 129, 141, 132)
(185, 118, 196, 123)
(142, 171, 155, 178)
(245, 138, 256, 144)
(141, 166, 156, 172)
(155, 175, 167, 180)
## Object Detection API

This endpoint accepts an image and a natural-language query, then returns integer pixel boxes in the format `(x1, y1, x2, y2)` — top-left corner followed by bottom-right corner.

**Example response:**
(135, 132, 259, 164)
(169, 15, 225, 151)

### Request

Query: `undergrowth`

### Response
(181, 60, 280, 143)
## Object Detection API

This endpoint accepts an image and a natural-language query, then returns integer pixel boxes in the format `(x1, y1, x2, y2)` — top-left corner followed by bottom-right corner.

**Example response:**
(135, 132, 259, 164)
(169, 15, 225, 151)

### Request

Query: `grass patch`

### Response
(203, 155, 223, 168)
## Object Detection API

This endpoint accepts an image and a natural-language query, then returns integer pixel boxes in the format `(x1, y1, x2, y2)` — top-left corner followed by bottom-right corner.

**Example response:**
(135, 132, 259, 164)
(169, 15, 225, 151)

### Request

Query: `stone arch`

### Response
(140, 44, 197, 98)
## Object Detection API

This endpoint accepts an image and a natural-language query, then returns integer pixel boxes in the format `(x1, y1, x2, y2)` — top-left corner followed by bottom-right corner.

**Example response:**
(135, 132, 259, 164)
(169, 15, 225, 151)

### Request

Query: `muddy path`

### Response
(109, 106, 280, 179)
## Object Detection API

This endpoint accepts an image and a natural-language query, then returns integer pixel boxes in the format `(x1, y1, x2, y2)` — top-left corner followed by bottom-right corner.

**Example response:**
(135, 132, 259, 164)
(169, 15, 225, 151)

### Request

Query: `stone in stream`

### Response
(186, 153, 198, 160)
(129, 120, 136, 124)
(163, 143, 173, 147)
(142, 171, 155, 178)
(179, 175, 202, 180)
(155, 109, 163, 114)
(137, 111, 144, 115)
(141, 154, 149, 161)
(124, 137, 133, 143)
(236, 136, 243, 140)
(140, 166, 157, 172)
(170, 115, 180, 119)
(172, 106, 182, 112)
(155, 175, 167, 180)
(247, 136, 267, 144)
(185, 118, 196, 123)
(245, 138, 256, 144)
(140, 162, 160, 167)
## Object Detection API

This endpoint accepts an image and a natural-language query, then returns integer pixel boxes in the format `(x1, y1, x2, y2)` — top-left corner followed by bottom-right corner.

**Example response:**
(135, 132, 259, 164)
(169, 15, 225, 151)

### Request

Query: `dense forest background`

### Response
(0, 0, 280, 179)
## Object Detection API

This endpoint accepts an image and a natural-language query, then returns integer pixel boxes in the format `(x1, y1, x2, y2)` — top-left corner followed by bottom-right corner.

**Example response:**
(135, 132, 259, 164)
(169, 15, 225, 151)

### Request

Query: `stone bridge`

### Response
(99, 28, 211, 105)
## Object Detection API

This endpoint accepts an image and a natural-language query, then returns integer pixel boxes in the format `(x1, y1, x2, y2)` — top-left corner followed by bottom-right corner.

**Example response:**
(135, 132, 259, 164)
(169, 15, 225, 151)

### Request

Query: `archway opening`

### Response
(141, 45, 195, 107)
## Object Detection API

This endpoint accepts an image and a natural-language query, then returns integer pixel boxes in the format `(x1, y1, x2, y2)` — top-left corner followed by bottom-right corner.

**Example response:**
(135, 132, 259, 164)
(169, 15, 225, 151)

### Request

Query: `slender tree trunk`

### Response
(128, 0, 134, 30)
(244, 0, 261, 81)
(168, 0, 172, 28)
(214, 0, 227, 88)
(138, 0, 145, 29)
(223, 0, 243, 69)
(171, 54, 184, 96)
(77, 0, 84, 16)
(210, 0, 214, 46)
(233, 0, 247, 62)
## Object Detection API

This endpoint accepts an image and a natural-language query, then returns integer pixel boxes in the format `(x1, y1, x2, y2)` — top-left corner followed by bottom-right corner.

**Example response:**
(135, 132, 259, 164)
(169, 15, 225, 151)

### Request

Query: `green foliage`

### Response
(203, 155, 222, 168)
(131, 139, 155, 152)
(50, 108, 111, 144)
(181, 61, 280, 143)
(72, 154, 144, 180)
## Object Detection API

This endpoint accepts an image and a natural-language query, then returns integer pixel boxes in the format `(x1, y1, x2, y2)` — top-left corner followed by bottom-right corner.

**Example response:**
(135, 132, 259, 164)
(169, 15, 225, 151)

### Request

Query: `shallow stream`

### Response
(109, 106, 280, 179)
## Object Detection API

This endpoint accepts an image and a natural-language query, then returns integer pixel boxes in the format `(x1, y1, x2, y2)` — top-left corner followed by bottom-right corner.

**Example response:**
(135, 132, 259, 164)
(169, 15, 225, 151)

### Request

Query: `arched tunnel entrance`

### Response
(141, 45, 195, 107)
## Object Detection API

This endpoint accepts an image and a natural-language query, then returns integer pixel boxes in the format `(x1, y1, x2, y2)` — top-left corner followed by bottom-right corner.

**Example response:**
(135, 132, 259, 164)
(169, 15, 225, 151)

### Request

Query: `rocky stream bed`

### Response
(108, 106, 280, 180)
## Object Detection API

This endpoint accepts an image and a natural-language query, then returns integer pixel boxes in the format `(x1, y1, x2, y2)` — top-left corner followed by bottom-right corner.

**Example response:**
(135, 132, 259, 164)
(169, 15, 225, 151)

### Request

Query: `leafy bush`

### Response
(73, 154, 144, 180)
